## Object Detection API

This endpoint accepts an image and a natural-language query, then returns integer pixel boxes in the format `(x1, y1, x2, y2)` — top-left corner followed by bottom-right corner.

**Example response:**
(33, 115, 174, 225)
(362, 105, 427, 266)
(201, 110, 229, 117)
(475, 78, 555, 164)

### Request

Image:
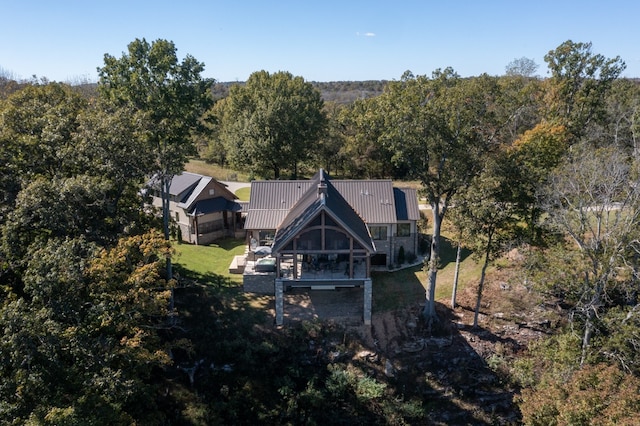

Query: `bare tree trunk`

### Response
(451, 242, 462, 309)
(424, 201, 442, 325)
(473, 233, 493, 328)
(581, 307, 595, 366)
(161, 174, 175, 315)
(581, 272, 605, 365)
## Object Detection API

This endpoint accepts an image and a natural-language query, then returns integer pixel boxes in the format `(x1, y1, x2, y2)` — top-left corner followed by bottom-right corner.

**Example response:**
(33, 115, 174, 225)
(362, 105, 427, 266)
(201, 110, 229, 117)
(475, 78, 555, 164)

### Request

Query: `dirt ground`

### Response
(268, 263, 558, 424)
(275, 271, 550, 354)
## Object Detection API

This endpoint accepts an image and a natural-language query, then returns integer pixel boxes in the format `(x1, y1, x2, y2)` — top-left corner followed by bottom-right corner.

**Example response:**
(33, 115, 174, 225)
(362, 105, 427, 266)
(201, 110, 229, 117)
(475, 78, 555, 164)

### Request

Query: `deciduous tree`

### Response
(543, 40, 626, 140)
(98, 38, 213, 281)
(538, 141, 640, 364)
(0, 83, 87, 223)
(337, 96, 396, 178)
(505, 57, 539, 77)
(0, 233, 172, 424)
(378, 69, 502, 323)
(449, 159, 518, 327)
(216, 70, 326, 179)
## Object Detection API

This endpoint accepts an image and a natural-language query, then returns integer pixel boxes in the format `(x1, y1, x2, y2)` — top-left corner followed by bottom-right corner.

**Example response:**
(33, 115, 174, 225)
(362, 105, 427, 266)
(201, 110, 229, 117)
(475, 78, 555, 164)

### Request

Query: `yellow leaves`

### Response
(85, 231, 172, 341)
(88, 230, 171, 288)
(120, 328, 144, 348)
(519, 363, 640, 426)
(510, 122, 569, 175)
(511, 122, 568, 155)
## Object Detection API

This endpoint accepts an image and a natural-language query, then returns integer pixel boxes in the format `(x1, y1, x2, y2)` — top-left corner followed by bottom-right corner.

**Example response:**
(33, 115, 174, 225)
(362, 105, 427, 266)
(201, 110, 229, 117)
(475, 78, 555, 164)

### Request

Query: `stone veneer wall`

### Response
(243, 273, 275, 294)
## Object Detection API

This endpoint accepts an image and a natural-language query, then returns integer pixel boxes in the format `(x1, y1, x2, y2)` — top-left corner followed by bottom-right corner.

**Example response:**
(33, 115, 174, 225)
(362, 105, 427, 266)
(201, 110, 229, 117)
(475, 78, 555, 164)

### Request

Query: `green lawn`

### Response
(172, 234, 483, 313)
(173, 238, 246, 285)
(372, 238, 482, 312)
(184, 158, 251, 182)
(234, 186, 251, 201)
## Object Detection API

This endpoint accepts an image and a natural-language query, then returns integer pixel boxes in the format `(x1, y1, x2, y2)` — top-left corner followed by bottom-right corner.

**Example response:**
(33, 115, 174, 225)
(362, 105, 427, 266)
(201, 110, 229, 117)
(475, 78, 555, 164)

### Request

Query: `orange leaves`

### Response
(519, 363, 640, 425)
(510, 122, 569, 172)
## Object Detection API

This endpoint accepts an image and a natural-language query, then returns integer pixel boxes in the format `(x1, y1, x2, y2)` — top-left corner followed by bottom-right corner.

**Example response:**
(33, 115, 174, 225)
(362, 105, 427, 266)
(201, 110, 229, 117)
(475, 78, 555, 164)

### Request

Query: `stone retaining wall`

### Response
(243, 273, 274, 294)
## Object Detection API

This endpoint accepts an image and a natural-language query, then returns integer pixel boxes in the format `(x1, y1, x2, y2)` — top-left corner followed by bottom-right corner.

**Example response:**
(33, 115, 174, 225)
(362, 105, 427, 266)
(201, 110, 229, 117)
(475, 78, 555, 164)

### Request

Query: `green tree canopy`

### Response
(543, 40, 626, 140)
(216, 70, 326, 179)
(98, 38, 213, 242)
(337, 95, 397, 179)
(378, 69, 503, 321)
(0, 83, 87, 224)
(0, 232, 173, 424)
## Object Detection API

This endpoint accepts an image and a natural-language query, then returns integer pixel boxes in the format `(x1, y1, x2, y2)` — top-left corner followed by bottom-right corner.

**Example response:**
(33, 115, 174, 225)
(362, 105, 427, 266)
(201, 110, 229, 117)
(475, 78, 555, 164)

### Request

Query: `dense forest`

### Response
(2, 38, 640, 424)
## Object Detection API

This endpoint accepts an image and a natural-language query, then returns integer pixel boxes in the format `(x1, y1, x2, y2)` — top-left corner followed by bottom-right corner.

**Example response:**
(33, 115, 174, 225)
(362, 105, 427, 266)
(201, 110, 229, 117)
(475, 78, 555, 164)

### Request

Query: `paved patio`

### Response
(280, 287, 364, 325)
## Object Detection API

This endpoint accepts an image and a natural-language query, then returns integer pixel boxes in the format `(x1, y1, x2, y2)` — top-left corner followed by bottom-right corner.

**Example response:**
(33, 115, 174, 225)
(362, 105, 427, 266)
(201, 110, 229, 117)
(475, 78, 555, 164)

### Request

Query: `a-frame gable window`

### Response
(280, 211, 362, 253)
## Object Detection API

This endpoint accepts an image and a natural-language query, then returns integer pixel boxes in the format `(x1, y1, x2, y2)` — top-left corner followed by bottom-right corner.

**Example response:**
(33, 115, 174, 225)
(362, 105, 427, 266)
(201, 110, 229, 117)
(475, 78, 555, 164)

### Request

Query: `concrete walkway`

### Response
(220, 181, 251, 195)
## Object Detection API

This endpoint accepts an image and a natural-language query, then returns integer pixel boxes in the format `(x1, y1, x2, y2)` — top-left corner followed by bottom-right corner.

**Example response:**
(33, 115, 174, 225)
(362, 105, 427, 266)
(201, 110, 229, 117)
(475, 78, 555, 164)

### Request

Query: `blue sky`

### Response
(2, 1, 639, 82)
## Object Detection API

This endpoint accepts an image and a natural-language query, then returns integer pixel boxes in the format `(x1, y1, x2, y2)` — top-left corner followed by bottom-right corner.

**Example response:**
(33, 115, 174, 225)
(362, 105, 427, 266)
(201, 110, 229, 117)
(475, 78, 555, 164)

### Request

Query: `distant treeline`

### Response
(1, 77, 387, 104)
(211, 80, 387, 103)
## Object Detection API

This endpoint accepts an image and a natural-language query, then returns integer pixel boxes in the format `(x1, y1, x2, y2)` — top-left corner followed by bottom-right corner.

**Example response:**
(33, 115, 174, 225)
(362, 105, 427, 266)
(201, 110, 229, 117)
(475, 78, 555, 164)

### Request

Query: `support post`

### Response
(275, 279, 284, 326)
(364, 278, 372, 325)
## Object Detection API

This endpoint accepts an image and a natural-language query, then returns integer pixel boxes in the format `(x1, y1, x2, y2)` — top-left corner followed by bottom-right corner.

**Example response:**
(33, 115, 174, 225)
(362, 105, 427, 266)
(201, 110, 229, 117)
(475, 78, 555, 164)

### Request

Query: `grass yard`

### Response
(172, 238, 246, 285)
(372, 237, 483, 312)
(234, 186, 251, 201)
(185, 158, 251, 182)
(172, 233, 483, 315)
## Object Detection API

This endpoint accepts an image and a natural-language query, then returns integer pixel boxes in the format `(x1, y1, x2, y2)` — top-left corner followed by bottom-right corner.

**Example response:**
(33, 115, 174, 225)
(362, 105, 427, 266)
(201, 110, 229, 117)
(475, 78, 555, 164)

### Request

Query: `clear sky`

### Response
(2, 0, 639, 83)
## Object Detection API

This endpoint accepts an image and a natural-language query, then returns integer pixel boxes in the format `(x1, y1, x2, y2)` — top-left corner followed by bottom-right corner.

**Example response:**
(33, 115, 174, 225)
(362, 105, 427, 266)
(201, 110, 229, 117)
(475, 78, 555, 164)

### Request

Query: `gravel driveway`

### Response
(220, 181, 251, 194)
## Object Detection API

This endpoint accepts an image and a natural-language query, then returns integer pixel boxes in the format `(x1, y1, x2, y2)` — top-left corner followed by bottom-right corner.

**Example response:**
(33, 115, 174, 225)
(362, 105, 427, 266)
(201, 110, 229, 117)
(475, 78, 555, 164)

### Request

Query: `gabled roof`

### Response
(393, 188, 420, 221)
(167, 172, 203, 200)
(148, 171, 240, 212)
(187, 197, 242, 216)
(271, 170, 375, 253)
(178, 175, 214, 209)
(245, 177, 404, 230)
(245, 170, 421, 237)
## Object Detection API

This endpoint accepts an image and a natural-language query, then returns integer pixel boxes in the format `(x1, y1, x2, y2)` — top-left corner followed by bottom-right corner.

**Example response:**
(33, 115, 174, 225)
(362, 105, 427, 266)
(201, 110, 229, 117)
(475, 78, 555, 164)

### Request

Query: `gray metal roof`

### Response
(244, 180, 313, 229)
(245, 171, 420, 230)
(244, 209, 289, 230)
(168, 172, 202, 199)
(247, 180, 314, 209)
(237, 201, 250, 214)
(178, 175, 213, 208)
(332, 180, 397, 224)
(271, 170, 375, 253)
(394, 188, 420, 221)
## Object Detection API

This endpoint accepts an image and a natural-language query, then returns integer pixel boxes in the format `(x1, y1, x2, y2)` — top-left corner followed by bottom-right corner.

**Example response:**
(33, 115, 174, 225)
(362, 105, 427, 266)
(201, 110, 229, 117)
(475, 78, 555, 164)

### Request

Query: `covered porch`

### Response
(276, 252, 370, 283)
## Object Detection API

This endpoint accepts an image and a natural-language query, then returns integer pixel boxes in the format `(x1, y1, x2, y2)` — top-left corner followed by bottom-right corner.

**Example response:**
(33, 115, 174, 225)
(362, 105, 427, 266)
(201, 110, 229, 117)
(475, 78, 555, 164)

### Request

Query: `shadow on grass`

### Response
(438, 236, 473, 267)
(174, 264, 237, 288)
(161, 235, 519, 424)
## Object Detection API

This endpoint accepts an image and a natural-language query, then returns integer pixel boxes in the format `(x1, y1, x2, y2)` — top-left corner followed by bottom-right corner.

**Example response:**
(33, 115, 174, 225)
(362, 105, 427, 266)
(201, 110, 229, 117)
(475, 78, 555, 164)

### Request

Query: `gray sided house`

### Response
(148, 172, 244, 245)
(243, 169, 420, 325)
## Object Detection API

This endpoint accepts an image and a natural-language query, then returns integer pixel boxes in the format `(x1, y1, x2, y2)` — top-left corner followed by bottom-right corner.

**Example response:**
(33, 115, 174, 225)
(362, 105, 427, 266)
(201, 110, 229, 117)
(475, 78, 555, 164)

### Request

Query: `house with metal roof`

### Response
(148, 172, 243, 245)
(243, 169, 420, 325)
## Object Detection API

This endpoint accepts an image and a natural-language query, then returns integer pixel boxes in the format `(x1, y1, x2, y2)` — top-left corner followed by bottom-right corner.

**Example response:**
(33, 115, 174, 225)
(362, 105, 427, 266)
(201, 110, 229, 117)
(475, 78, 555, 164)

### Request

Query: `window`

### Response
(259, 231, 275, 246)
(369, 226, 387, 240)
(397, 223, 411, 237)
(209, 188, 215, 196)
(174, 211, 180, 222)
